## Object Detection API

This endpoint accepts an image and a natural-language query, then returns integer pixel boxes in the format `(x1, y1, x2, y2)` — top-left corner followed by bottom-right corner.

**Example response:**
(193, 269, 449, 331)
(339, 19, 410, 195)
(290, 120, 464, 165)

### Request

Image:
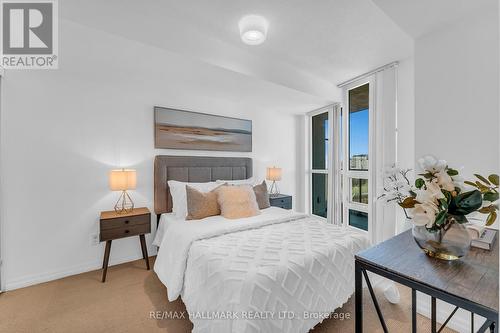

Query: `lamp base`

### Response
(114, 190, 134, 214)
(269, 181, 280, 197)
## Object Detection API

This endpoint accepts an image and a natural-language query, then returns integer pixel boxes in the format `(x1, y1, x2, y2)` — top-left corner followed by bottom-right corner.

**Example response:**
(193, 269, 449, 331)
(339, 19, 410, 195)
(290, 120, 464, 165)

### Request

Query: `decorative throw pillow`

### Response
(253, 180, 270, 209)
(185, 185, 221, 220)
(216, 185, 260, 219)
(168, 180, 220, 219)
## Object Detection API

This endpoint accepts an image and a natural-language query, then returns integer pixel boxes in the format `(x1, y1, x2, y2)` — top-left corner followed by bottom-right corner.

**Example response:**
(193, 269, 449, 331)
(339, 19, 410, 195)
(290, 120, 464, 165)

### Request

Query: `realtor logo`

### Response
(1, 0, 58, 69)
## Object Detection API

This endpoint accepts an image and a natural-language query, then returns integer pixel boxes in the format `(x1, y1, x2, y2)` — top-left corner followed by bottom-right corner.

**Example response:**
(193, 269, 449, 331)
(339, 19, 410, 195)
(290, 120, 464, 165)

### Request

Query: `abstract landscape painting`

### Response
(154, 107, 252, 152)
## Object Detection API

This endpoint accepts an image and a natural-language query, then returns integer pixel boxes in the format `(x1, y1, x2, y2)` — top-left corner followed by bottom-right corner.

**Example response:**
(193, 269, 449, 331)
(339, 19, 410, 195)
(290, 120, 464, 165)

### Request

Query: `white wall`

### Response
(414, 4, 499, 332)
(415, 4, 499, 178)
(0, 20, 322, 290)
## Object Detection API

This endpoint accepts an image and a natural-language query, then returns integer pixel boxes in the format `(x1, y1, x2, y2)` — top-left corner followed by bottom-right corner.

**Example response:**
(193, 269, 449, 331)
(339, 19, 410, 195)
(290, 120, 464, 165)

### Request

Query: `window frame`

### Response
(341, 76, 376, 239)
(307, 105, 334, 222)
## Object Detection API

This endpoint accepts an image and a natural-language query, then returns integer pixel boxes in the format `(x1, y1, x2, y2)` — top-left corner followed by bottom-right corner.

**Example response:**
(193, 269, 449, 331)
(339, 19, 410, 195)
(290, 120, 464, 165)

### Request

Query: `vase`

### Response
(412, 221, 471, 260)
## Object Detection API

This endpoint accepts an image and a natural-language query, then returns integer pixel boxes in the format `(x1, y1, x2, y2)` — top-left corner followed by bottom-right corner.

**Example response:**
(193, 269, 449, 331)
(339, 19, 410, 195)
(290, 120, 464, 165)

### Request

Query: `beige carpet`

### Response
(0, 257, 455, 333)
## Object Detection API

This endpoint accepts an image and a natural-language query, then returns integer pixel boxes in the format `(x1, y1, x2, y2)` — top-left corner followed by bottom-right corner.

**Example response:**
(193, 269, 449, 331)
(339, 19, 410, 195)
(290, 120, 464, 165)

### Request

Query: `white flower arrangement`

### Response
(380, 155, 499, 231)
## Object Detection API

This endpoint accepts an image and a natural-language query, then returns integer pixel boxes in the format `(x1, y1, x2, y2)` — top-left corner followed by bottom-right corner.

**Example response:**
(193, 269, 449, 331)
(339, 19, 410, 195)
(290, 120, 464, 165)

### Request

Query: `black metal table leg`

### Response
(432, 297, 437, 333)
(362, 269, 389, 333)
(438, 307, 459, 333)
(355, 257, 498, 333)
(355, 261, 363, 333)
(478, 320, 494, 333)
(412, 288, 417, 333)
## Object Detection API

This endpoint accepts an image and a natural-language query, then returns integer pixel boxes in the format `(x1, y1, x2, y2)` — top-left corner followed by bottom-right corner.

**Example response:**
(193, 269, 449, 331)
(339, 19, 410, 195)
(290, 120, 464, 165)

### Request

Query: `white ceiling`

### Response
(372, 0, 497, 38)
(61, 0, 414, 102)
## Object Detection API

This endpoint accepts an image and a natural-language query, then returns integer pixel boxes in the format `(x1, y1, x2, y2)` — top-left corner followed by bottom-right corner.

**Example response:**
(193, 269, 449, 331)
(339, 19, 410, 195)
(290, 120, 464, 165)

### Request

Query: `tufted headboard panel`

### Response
(154, 155, 253, 216)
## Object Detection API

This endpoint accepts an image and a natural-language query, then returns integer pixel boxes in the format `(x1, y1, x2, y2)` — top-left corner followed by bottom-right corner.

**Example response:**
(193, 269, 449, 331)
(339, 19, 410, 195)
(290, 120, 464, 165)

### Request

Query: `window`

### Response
(310, 111, 329, 218)
(308, 105, 343, 224)
(312, 173, 328, 217)
(343, 82, 372, 232)
(349, 84, 369, 171)
(348, 210, 368, 231)
(312, 112, 329, 170)
(351, 178, 368, 204)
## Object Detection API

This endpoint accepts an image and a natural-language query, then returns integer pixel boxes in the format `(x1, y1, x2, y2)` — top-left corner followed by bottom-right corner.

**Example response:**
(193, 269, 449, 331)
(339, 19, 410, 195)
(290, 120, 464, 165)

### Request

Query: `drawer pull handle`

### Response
(124, 220, 130, 224)
(124, 230, 130, 234)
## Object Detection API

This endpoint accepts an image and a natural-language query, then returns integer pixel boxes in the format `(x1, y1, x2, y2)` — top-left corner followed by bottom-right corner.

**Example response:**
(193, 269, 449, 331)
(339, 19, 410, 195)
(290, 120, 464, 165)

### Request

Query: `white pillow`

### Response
(168, 180, 219, 219)
(216, 177, 254, 186)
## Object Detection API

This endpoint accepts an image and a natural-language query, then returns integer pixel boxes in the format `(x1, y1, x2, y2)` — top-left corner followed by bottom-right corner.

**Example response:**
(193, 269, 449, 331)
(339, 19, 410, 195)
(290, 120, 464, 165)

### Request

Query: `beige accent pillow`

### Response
(253, 180, 270, 209)
(216, 185, 260, 219)
(185, 185, 221, 220)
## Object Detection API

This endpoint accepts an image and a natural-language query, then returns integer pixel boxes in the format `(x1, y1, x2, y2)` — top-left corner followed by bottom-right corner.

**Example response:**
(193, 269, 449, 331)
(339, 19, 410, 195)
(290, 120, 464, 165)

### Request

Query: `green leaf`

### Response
(419, 172, 434, 180)
(447, 169, 459, 176)
(435, 210, 447, 226)
(448, 190, 483, 215)
(464, 181, 478, 188)
(475, 174, 491, 185)
(488, 174, 499, 186)
(415, 178, 425, 189)
(476, 181, 490, 193)
(486, 211, 497, 226)
(444, 190, 453, 203)
(484, 192, 499, 202)
(439, 198, 449, 209)
(450, 214, 468, 224)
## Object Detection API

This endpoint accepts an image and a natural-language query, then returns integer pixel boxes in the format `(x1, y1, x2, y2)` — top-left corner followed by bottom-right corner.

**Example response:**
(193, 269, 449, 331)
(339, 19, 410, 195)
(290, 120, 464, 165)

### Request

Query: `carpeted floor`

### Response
(0, 257, 455, 333)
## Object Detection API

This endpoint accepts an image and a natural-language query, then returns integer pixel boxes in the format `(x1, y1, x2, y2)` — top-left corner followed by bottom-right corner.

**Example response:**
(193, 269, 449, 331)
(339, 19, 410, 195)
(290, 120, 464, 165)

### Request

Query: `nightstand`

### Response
(269, 194, 292, 209)
(99, 207, 151, 282)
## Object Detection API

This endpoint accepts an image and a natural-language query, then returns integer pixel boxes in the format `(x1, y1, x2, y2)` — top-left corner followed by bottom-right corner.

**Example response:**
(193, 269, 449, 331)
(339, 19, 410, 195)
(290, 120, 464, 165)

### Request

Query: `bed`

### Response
(152, 155, 371, 333)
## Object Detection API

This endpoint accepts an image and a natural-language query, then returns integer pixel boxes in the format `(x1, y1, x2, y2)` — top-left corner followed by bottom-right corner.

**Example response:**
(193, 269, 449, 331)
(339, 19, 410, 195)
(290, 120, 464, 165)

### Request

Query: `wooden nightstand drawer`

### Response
(99, 207, 151, 282)
(100, 214, 149, 231)
(269, 195, 292, 210)
(100, 223, 150, 241)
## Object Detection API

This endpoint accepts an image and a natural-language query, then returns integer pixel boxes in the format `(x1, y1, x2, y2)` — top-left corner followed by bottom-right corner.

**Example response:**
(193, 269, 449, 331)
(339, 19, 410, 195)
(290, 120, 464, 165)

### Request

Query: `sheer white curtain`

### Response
(368, 65, 401, 302)
(373, 66, 398, 243)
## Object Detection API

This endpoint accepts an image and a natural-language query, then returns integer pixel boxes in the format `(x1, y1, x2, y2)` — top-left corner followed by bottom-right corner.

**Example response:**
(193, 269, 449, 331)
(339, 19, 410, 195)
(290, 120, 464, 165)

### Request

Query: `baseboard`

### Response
(417, 292, 485, 333)
(5, 246, 157, 291)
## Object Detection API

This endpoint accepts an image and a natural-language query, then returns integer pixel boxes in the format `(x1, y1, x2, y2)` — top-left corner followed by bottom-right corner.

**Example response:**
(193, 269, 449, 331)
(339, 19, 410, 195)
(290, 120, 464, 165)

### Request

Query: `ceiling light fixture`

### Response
(238, 15, 268, 45)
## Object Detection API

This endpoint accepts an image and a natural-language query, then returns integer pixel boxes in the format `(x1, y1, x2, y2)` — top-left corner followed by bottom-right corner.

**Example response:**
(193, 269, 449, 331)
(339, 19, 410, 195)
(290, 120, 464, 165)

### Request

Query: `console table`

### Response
(355, 229, 498, 333)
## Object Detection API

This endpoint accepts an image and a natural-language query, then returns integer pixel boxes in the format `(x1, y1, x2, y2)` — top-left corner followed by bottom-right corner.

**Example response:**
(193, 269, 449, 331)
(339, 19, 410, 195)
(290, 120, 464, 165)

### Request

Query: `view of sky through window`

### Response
(349, 108, 369, 158)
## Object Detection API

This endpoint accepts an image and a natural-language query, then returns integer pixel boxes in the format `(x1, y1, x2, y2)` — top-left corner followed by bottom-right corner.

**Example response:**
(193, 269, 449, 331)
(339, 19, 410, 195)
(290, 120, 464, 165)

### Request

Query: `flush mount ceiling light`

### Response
(238, 15, 269, 45)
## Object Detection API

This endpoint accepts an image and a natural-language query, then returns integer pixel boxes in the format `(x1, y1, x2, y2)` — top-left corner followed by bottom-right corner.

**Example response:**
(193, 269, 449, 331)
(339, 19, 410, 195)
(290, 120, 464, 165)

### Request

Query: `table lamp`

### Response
(109, 169, 136, 214)
(266, 166, 282, 197)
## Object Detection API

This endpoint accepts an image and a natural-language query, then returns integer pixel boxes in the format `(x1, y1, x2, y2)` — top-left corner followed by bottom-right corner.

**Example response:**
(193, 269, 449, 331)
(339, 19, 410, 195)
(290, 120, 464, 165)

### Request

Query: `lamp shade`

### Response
(109, 169, 136, 191)
(266, 167, 282, 181)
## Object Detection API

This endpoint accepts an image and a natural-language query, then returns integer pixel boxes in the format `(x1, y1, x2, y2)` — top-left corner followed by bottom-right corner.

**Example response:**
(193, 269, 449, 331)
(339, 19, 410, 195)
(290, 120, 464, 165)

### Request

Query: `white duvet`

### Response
(154, 208, 370, 333)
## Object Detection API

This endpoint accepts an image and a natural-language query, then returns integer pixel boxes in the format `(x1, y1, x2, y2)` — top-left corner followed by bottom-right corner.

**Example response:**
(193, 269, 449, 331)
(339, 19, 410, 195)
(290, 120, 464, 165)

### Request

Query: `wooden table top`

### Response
(356, 229, 499, 313)
(100, 207, 151, 220)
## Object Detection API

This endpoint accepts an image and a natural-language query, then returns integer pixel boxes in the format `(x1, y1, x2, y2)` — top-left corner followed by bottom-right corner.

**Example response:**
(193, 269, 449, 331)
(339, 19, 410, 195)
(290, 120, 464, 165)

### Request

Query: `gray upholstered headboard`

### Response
(154, 155, 252, 217)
